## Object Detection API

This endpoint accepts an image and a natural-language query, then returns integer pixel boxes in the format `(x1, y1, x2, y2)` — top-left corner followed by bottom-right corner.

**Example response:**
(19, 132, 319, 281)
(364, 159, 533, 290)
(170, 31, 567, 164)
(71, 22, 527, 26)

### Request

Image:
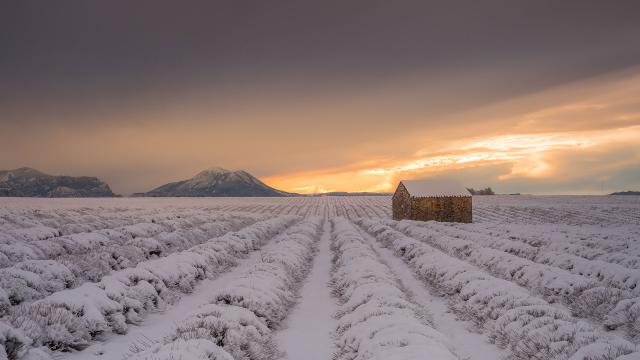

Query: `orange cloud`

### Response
(263, 68, 640, 194)
(264, 125, 640, 194)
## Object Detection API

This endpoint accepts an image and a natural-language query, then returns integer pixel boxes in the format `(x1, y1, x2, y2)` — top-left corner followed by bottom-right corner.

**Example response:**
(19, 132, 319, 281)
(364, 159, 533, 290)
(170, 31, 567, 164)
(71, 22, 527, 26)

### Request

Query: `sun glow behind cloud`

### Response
(366, 132, 598, 176)
(265, 127, 639, 194)
(264, 69, 640, 194)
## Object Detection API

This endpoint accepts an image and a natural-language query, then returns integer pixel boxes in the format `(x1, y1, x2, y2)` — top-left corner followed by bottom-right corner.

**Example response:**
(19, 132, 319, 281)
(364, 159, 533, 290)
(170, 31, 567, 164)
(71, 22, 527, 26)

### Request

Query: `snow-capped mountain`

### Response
(141, 167, 295, 197)
(0, 167, 115, 197)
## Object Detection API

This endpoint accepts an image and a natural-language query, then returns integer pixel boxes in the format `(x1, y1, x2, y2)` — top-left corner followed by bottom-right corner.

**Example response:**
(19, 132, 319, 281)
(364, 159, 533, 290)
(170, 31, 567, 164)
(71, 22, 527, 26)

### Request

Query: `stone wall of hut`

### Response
(392, 184, 412, 220)
(410, 196, 472, 223)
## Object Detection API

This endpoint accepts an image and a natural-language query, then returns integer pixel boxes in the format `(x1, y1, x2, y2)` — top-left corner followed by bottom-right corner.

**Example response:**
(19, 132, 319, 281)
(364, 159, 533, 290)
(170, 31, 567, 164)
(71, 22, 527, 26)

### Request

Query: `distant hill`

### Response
(0, 167, 115, 197)
(610, 191, 640, 195)
(310, 191, 393, 197)
(138, 167, 295, 197)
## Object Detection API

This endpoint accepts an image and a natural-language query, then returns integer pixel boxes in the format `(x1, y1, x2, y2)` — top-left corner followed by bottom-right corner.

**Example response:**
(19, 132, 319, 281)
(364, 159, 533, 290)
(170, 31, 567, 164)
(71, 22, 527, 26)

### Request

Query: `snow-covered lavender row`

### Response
(471, 196, 640, 226)
(0, 213, 264, 309)
(0, 226, 170, 308)
(534, 252, 640, 295)
(423, 220, 640, 274)
(0, 222, 164, 267)
(0, 211, 263, 268)
(0, 208, 180, 254)
(392, 221, 596, 301)
(505, 226, 640, 270)
(403, 221, 640, 338)
(357, 219, 637, 360)
(0, 206, 240, 239)
(130, 217, 322, 360)
(57, 216, 257, 282)
(0, 206, 169, 235)
(1, 216, 298, 359)
(409, 220, 540, 260)
(392, 221, 640, 326)
(457, 222, 640, 264)
(330, 217, 458, 360)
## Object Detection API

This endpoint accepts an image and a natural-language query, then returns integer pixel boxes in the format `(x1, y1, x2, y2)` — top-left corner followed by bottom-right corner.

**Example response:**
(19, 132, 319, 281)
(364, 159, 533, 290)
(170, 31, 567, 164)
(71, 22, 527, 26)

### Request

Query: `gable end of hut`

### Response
(392, 182, 411, 220)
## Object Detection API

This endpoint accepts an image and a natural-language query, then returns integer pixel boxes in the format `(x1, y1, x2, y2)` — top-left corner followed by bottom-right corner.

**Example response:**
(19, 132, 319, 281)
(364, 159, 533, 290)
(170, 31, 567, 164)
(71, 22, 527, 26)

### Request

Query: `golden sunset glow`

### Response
(263, 70, 640, 195)
(264, 126, 640, 194)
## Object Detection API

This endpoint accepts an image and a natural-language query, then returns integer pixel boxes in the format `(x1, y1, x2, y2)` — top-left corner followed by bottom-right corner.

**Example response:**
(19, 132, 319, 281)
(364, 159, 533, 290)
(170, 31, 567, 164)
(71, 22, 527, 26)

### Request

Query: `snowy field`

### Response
(1, 195, 640, 360)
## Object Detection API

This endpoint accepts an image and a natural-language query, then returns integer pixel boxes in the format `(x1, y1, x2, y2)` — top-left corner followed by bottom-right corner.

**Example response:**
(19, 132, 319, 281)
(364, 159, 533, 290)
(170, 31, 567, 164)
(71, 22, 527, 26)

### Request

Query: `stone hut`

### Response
(392, 178, 472, 223)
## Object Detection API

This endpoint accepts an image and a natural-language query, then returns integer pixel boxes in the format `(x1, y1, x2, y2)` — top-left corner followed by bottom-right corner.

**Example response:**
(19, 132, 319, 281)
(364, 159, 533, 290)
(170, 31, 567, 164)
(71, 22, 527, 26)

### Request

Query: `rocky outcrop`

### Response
(0, 167, 115, 197)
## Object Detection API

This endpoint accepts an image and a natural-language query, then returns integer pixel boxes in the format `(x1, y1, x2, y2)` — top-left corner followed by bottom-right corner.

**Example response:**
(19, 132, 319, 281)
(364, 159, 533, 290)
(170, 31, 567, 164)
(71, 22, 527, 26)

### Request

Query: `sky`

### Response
(1, 0, 640, 195)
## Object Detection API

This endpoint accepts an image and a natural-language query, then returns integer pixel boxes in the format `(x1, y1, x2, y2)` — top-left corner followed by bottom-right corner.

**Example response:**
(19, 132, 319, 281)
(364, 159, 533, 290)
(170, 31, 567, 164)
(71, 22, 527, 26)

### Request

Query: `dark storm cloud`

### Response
(2, 0, 640, 123)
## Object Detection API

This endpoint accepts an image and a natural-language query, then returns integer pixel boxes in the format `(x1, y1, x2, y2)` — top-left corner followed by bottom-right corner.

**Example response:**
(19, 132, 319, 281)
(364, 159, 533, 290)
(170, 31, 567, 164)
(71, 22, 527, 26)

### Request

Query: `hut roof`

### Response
(400, 178, 471, 197)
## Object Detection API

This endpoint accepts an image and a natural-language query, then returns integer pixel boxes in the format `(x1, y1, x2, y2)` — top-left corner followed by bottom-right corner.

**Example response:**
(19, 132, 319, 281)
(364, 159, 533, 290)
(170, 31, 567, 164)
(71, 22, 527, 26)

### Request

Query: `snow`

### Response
(397, 216, 640, 339)
(1, 195, 639, 360)
(128, 339, 233, 360)
(330, 217, 458, 360)
(399, 178, 471, 197)
(1, 321, 30, 360)
(356, 218, 637, 360)
(359, 226, 507, 360)
(2, 215, 296, 356)
(275, 220, 335, 360)
(63, 247, 272, 360)
(133, 217, 322, 360)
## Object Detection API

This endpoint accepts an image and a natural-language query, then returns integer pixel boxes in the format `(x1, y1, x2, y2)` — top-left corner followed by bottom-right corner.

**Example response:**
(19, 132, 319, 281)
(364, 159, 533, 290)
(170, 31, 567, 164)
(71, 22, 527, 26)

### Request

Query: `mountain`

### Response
(610, 191, 640, 195)
(140, 167, 295, 197)
(0, 167, 115, 197)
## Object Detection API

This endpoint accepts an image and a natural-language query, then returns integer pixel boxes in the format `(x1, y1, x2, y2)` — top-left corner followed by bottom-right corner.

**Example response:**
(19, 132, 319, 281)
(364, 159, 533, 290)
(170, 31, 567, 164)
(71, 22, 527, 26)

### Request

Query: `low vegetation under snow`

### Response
(0, 195, 639, 360)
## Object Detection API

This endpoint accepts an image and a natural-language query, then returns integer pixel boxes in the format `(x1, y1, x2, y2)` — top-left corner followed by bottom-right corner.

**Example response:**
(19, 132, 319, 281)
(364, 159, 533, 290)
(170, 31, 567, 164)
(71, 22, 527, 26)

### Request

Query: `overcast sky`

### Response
(1, 0, 639, 194)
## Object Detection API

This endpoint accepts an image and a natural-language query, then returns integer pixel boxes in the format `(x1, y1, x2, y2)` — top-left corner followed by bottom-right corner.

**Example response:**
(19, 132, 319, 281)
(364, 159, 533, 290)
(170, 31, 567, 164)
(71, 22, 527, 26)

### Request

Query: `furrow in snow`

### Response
(357, 218, 637, 360)
(353, 221, 507, 360)
(128, 217, 323, 360)
(3, 216, 299, 359)
(275, 218, 336, 360)
(330, 217, 459, 360)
